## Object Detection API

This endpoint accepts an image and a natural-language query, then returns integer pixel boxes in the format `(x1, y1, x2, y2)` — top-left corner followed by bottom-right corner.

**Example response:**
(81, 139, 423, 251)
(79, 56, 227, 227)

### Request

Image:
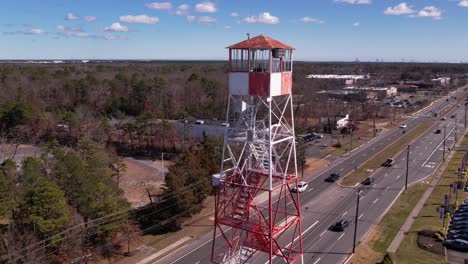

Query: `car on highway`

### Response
(441, 117, 447, 121)
(399, 124, 407, 129)
(325, 173, 341, 182)
(361, 177, 375, 185)
(451, 114, 456, 118)
(381, 158, 395, 167)
(435, 129, 442, 134)
(292, 181, 308, 193)
(330, 219, 350, 232)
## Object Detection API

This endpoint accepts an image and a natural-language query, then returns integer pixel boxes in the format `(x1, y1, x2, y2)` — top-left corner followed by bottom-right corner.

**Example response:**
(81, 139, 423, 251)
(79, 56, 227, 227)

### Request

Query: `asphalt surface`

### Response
(158, 88, 467, 264)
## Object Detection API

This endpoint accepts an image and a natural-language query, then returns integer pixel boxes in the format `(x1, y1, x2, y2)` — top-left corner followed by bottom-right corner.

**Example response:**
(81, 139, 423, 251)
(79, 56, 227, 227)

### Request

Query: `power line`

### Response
(3, 177, 212, 263)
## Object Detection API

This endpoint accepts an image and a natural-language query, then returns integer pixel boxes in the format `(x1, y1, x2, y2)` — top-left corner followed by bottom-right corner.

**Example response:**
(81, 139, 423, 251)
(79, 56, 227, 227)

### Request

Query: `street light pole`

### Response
(405, 145, 410, 190)
(464, 106, 467, 129)
(352, 189, 361, 254)
(161, 152, 164, 178)
(443, 126, 447, 161)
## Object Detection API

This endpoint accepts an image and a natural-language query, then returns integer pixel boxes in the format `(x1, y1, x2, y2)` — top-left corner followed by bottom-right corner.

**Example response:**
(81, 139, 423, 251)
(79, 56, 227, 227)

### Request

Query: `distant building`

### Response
(306, 74, 370, 80)
(386, 84, 418, 94)
(344, 86, 387, 100)
(432, 77, 451, 86)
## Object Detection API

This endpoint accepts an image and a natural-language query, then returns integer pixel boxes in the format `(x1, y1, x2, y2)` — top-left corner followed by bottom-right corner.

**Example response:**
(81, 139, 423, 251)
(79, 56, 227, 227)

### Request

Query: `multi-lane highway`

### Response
(158, 88, 467, 264)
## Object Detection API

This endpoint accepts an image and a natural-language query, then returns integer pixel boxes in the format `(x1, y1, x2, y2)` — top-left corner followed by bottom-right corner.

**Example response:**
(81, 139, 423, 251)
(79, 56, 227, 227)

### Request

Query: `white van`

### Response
(194, 120, 205, 125)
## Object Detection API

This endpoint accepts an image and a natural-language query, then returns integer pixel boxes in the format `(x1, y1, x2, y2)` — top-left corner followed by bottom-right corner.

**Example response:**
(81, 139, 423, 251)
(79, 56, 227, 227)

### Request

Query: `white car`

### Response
(293, 181, 308, 193)
(399, 124, 407, 129)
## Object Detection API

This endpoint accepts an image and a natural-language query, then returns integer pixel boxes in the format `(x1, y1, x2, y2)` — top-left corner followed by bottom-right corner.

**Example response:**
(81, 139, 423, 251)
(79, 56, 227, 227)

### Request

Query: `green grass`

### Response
(341, 121, 433, 186)
(321, 139, 363, 156)
(371, 183, 429, 253)
(393, 148, 466, 264)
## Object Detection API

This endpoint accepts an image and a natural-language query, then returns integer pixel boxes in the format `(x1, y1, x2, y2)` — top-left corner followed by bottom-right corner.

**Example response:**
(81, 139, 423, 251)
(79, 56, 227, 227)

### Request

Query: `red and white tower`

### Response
(211, 35, 303, 263)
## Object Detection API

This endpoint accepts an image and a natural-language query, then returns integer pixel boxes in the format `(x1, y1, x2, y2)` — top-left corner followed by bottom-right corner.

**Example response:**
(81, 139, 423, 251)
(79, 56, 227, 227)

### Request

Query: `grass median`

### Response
(340, 121, 433, 187)
(321, 140, 363, 156)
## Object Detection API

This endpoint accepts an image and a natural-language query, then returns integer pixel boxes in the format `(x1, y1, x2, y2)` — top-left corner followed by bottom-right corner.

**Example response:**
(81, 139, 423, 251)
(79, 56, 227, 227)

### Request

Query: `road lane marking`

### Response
(372, 198, 379, 205)
(396, 175, 401, 179)
(338, 233, 346, 240)
(384, 173, 388, 177)
(359, 213, 364, 219)
(313, 258, 321, 264)
(342, 211, 348, 216)
(372, 184, 377, 188)
(359, 195, 365, 200)
(307, 220, 319, 231)
(340, 168, 344, 172)
(319, 230, 327, 237)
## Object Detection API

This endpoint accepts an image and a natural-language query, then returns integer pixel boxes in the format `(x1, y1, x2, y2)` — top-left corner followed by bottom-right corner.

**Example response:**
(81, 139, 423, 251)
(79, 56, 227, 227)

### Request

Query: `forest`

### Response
(0, 61, 467, 262)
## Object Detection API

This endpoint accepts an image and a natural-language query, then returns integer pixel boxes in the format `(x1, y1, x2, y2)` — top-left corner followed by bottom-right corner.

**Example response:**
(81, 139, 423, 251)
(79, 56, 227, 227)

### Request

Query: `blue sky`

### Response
(1, 0, 468, 62)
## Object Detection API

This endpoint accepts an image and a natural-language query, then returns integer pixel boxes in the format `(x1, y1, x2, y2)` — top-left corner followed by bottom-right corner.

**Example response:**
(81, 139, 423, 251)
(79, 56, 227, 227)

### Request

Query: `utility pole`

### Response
(352, 188, 361, 254)
(405, 145, 410, 190)
(443, 126, 447, 161)
(373, 115, 376, 137)
(81, 226, 87, 264)
(464, 106, 467, 128)
(161, 152, 164, 178)
(143, 182, 153, 204)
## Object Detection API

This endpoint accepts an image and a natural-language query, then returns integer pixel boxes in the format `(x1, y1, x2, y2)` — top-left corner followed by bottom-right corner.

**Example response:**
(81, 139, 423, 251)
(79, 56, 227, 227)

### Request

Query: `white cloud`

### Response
(84, 16, 96, 22)
(335, 0, 371, 4)
(4, 28, 48, 35)
(145, 2, 173, 10)
(175, 4, 190, 15)
(353, 22, 360, 26)
(224, 25, 231, 29)
(120, 15, 159, 24)
(417, 6, 442, 19)
(103, 22, 129, 32)
(231, 12, 239, 17)
(186, 15, 216, 24)
(66, 12, 79, 20)
(100, 35, 128, 40)
(243, 12, 279, 24)
(300, 17, 325, 24)
(460, 1, 468, 7)
(186, 16, 196, 22)
(197, 16, 216, 23)
(384, 3, 415, 15)
(195, 2, 217, 13)
(56, 25, 84, 32)
(60, 32, 127, 40)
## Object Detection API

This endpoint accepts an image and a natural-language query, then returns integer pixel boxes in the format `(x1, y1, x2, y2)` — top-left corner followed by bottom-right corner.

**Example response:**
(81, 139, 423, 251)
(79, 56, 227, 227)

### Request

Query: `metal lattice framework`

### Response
(211, 94, 303, 263)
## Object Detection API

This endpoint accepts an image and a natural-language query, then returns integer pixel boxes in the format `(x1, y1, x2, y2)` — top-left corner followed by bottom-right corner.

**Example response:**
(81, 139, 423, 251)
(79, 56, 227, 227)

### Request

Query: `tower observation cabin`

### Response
(228, 34, 294, 97)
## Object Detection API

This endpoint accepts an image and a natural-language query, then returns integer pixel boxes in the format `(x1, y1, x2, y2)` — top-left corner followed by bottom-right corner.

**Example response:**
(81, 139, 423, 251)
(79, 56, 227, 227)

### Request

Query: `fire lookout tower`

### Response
(211, 34, 303, 263)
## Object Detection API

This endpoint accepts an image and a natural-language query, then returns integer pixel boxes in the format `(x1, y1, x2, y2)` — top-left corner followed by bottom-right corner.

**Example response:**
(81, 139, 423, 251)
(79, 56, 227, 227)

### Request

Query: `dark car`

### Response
(330, 219, 350, 232)
(449, 224, 468, 230)
(443, 239, 468, 252)
(325, 173, 341, 182)
(381, 158, 395, 167)
(361, 177, 375, 185)
(435, 129, 442, 134)
(448, 234, 468, 241)
(449, 229, 468, 235)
